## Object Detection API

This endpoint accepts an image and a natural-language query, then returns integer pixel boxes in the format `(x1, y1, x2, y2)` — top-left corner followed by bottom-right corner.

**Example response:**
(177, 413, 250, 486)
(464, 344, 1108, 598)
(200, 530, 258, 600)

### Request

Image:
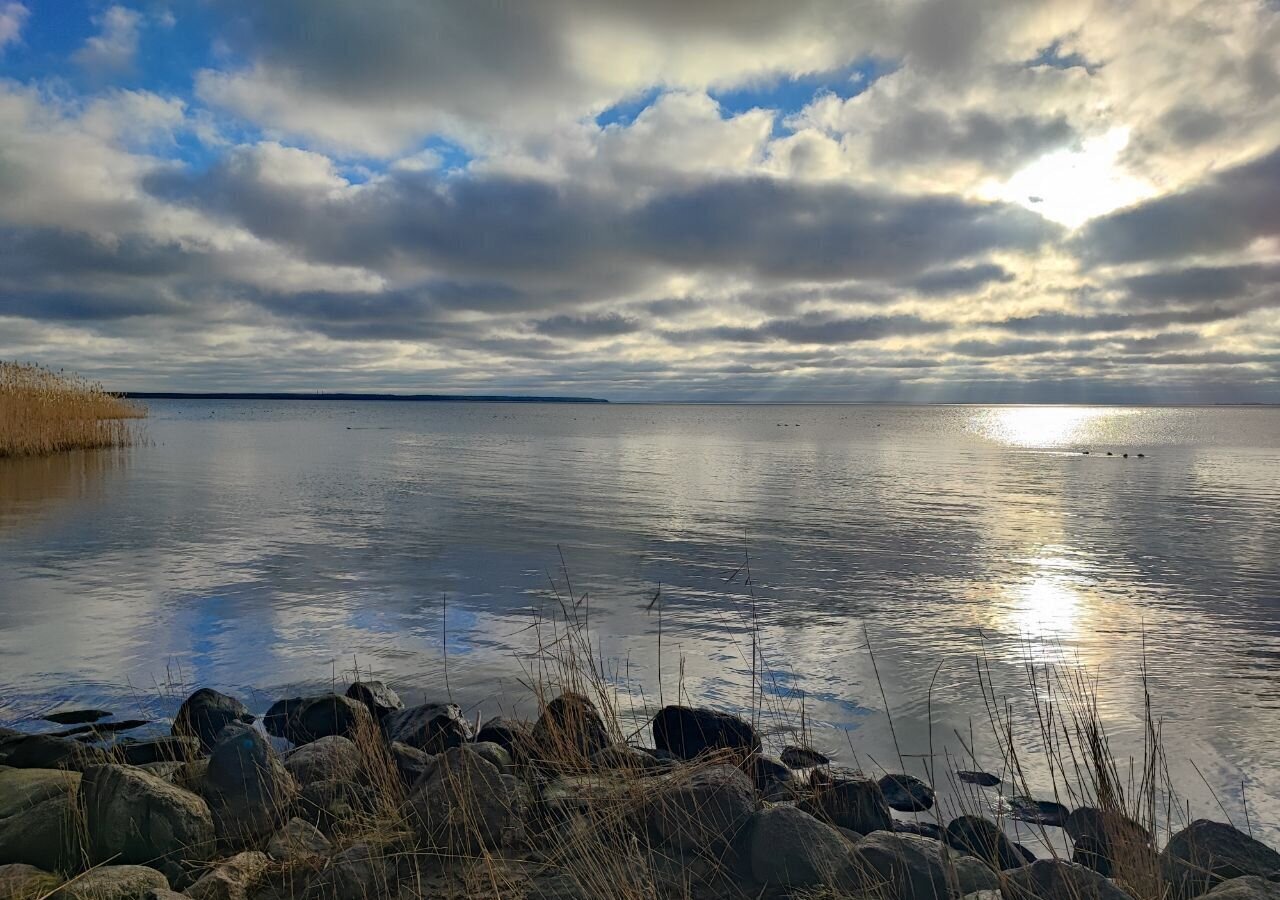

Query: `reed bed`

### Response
(0, 362, 145, 458)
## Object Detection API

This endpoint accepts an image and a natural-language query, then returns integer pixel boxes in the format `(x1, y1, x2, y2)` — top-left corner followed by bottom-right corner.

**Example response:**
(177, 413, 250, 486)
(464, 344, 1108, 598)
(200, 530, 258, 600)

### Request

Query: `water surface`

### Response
(2, 402, 1277, 842)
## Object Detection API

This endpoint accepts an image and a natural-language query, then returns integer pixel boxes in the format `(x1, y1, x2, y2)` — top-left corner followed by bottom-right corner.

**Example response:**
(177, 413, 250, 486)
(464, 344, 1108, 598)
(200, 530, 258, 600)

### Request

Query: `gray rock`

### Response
(469, 741, 513, 775)
(81, 763, 215, 866)
(894, 820, 944, 841)
(117, 737, 201, 766)
(282, 695, 372, 747)
(1161, 820, 1280, 899)
(1002, 858, 1136, 899)
(746, 804, 850, 887)
(0, 735, 108, 771)
(283, 736, 362, 786)
(957, 770, 1001, 787)
(0, 863, 60, 900)
(473, 717, 535, 764)
(1009, 796, 1069, 827)
(185, 851, 269, 900)
(408, 746, 522, 852)
(953, 854, 1000, 894)
(297, 779, 378, 835)
(260, 699, 303, 741)
(266, 818, 331, 861)
(647, 764, 755, 851)
(344, 682, 402, 721)
(1204, 877, 1280, 899)
(961, 892, 1001, 900)
(801, 769, 894, 834)
(312, 844, 395, 900)
(651, 705, 760, 761)
(780, 745, 830, 769)
(55, 866, 168, 900)
(173, 690, 253, 753)
(202, 727, 297, 845)
(750, 755, 797, 801)
(387, 742, 434, 788)
(0, 768, 83, 870)
(381, 703, 472, 754)
(136, 762, 186, 782)
(878, 773, 935, 812)
(532, 693, 612, 762)
(945, 815, 1024, 870)
(588, 743, 663, 772)
(848, 831, 950, 900)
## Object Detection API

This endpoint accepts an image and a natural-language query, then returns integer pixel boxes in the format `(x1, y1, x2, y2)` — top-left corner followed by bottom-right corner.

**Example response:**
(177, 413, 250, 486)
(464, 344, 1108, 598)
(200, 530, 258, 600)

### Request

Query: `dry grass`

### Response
(0, 362, 145, 458)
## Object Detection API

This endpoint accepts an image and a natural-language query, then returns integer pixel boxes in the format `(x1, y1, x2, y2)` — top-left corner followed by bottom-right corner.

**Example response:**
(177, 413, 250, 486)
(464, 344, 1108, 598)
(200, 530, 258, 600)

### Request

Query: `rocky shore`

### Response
(2, 682, 1278, 900)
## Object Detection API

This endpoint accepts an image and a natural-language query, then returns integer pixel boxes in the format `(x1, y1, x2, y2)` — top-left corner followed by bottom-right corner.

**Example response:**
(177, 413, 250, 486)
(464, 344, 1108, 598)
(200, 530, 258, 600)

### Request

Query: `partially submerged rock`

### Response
(780, 745, 829, 769)
(381, 703, 472, 754)
(1160, 819, 1280, 898)
(956, 770, 1001, 787)
(344, 681, 402, 721)
(651, 706, 760, 761)
(173, 689, 253, 752)
(81, 763, 215, 866)
(878, 773, 935, 812)
(116, 736, 201, 766)
(1010, 795, 1070, 827)
(1066, 806, 1152, 877)
(41, 710, 111, 726)
(945, 814, 1025, 871)
(0, 735, 107, 771)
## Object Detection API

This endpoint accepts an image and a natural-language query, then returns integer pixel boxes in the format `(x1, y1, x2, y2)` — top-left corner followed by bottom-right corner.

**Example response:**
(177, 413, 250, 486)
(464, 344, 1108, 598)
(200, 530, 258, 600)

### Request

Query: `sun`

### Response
(984, 127, 1156, 228)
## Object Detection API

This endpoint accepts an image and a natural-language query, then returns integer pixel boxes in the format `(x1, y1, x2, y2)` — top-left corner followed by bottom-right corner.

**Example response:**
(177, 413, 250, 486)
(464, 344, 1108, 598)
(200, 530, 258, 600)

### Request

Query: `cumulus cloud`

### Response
(74, 6, 144, 74)
(0, 2, 27, 53)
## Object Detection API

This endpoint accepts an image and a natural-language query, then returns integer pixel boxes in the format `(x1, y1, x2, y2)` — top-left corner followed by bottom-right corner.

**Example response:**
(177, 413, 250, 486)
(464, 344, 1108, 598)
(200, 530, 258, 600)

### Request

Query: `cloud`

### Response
(1076, 145, 1280, 264)
(74, 6, 144, 74)
(535, 313, 640, 338)
(0, 2, 27, 53)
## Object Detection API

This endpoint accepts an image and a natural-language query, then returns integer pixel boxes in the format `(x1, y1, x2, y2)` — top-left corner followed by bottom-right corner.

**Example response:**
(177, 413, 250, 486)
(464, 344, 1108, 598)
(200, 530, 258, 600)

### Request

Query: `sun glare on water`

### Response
(970, 405, 1120, 449)
(986, 127, 1155, 228)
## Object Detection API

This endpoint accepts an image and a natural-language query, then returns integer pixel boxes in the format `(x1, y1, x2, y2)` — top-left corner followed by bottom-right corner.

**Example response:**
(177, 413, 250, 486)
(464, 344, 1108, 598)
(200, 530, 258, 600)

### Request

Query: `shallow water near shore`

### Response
(1, 401, 1278, 844)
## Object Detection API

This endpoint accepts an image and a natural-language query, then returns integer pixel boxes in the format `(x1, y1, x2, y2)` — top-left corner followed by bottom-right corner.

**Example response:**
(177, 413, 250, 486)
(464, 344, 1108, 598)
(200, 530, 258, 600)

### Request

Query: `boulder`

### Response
(283, 736, 363, 786)
(531, 693, 612, 761)
(135, 762, 186, 782)
(1204, 877, 1280, 899)
(344, 682, 402, 721)
(173, 690, 253, 752)
(116, 737, 201, 766)
(55, 866, 168, 900)
(387, 742, 435, 788)
(470, 742, 513, 775)
(408, 746, 522, 852)
(381, 703, 472, 754)
(1002, 858, 1136, 900)
(261, 699, 303, 741)
(0, 735, 107, 771)
(801, 769, 894, 834)
(1065, 807, 1152, 878)
(878, 773, 935, 812)
(297, 779, 378, 835)
(473, 717, 535, 764)
(281, 695, 372, 747)
(780, 745, 830, 769)
(0, 769, 83, 870)
(749, 755, 797, 801)
(647, 765, 755, 851)
(954, 854, 1000, 894)
(1010, 795, 1070, 827)
(651, 706, 760, 761)
(309, 844, 395, 900)
(0, 864, 60, 900)
(746, 804, 850, 887)
(81, 764, 214, 866)
(894, 820, 944, 841)
(848, 831, 950, 900)
(202, 727, 297, 845)
(956, 770, 1001, 787)
(945, 815, 1024, 871)
(588, 744, 664, 772)
(266, 818, 331, 862)
(185, 851, 269, 900)
(1160, 820, 1280, 899)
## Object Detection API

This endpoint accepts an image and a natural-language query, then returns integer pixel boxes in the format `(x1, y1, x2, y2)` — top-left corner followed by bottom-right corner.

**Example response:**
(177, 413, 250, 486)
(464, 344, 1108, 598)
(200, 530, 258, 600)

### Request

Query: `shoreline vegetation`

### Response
(121, 393, 609, 403)
(0, 363, 147, 459)
(1, 605, 1276, 900)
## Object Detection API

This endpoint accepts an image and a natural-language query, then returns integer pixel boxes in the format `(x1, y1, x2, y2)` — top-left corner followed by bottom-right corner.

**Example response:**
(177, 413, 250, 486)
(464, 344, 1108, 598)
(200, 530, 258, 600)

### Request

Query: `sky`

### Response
(0, 1, 1278, 401)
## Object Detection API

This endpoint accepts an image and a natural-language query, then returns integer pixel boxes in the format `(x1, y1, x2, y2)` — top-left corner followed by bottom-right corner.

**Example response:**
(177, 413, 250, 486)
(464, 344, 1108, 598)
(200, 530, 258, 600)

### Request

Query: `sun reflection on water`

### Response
(969, 406, 1128, 449)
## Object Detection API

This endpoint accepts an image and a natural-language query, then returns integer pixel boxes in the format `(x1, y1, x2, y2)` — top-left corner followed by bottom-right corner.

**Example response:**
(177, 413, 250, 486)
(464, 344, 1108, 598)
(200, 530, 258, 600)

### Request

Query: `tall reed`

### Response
(0, 362, 145, 458)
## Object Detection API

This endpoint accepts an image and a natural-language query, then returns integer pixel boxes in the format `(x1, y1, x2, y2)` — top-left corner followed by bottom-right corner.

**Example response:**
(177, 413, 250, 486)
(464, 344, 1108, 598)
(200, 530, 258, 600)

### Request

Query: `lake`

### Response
(1, 402, 1277, 843)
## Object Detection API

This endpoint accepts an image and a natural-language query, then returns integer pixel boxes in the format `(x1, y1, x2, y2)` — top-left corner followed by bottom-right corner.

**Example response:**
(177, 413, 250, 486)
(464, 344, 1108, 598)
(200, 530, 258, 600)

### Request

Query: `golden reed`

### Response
(0, 362, 146, 458)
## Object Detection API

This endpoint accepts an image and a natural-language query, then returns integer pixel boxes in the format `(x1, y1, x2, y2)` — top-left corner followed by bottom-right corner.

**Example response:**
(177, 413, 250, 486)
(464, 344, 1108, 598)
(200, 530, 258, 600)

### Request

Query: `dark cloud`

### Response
(911, 263, 1012, 296)
(1076, 144, 1280, 264)
(870, 110, 1075, 172)
(664, 313, 945, 345)
(1121, 263, 1280, 303)
(534, 313, 640, 338)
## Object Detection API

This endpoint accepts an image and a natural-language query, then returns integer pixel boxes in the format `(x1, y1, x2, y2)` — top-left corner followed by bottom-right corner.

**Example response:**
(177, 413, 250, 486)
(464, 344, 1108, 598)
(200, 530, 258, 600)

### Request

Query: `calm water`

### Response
(2, 402, 1278, 843)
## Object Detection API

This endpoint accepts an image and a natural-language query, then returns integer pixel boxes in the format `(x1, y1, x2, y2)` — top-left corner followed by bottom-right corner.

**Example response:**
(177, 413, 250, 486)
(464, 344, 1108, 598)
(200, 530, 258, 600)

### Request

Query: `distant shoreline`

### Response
(121, 392, 609, 403)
